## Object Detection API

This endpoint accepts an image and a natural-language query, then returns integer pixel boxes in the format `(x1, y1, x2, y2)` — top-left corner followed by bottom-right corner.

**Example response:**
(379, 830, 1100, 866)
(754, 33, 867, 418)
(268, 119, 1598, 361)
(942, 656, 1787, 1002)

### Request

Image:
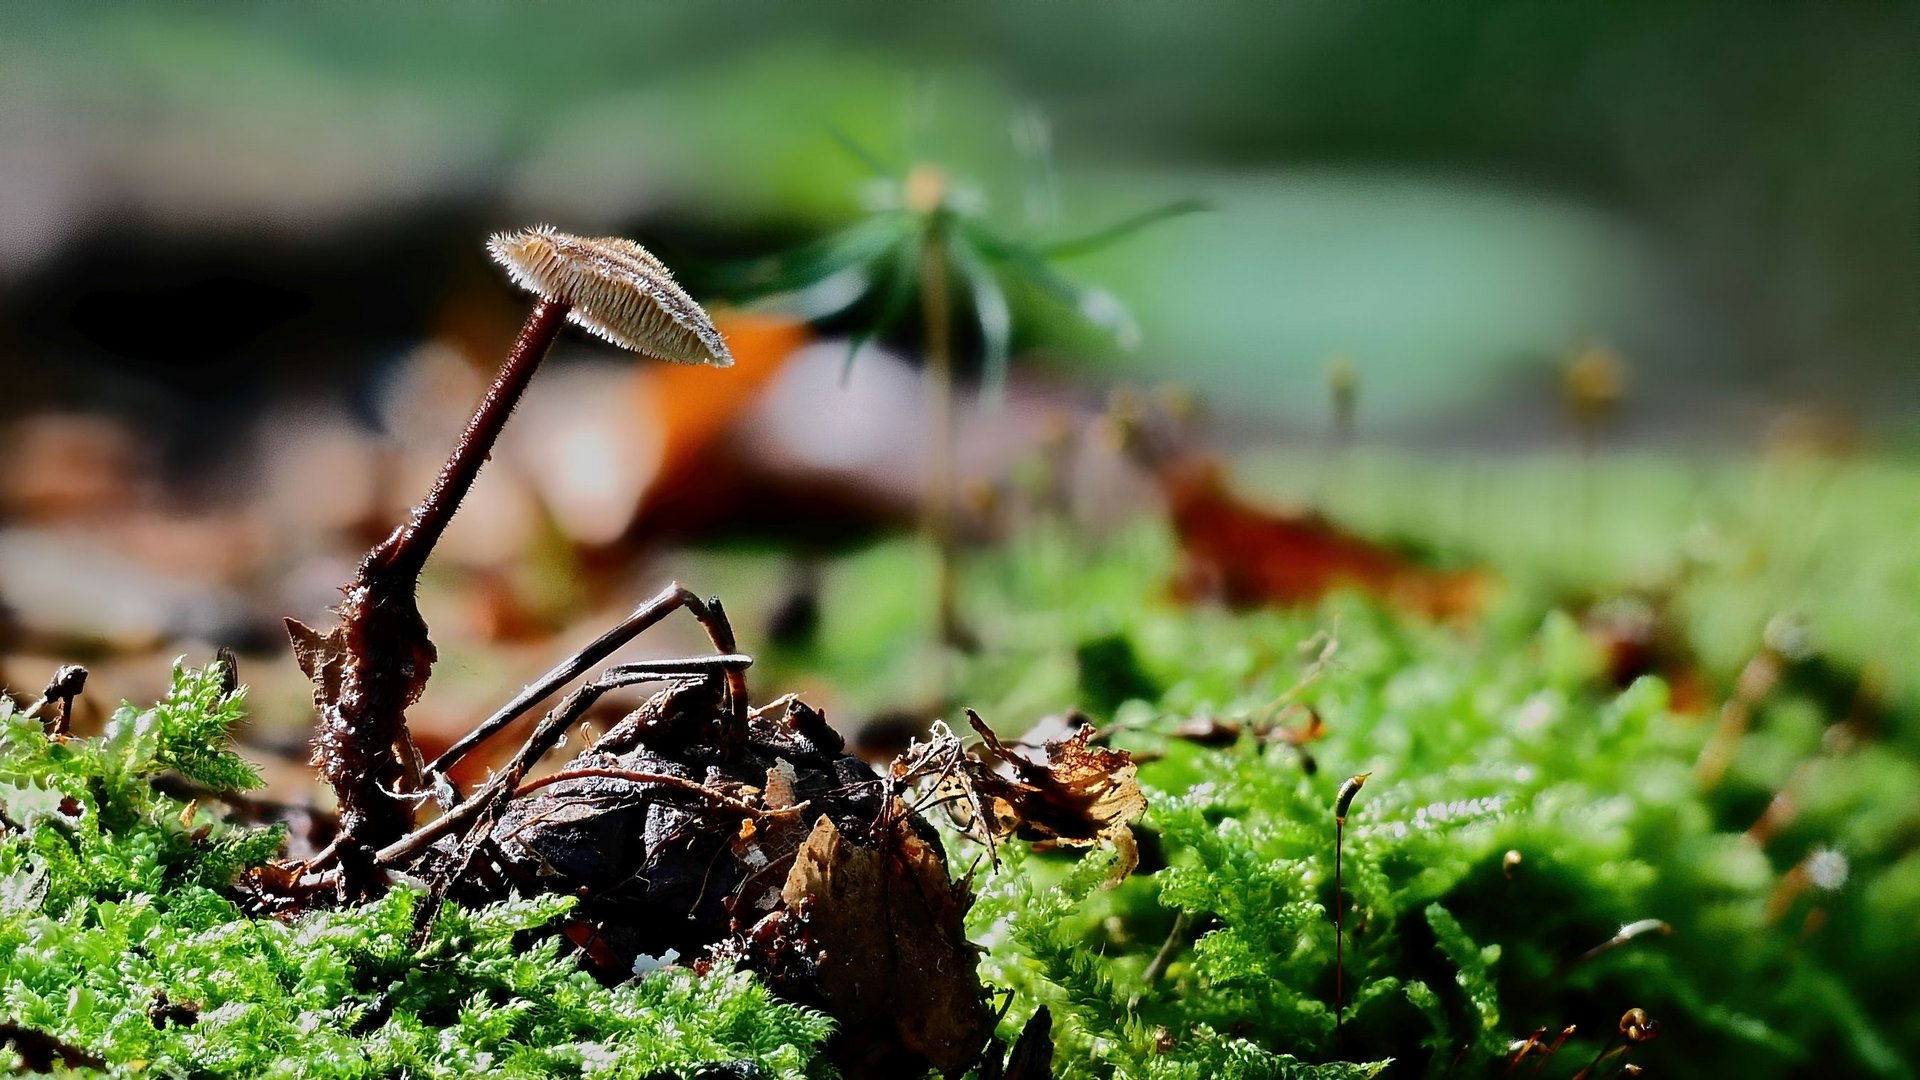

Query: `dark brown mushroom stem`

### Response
(375, 297, 573, 579)
(312, 297, 572, 901)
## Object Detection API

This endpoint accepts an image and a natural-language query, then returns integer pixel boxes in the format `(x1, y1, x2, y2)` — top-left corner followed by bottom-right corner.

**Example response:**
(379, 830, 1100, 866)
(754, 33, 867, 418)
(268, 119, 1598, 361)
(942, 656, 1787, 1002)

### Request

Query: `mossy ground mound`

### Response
(6, 454, 1919, 1077)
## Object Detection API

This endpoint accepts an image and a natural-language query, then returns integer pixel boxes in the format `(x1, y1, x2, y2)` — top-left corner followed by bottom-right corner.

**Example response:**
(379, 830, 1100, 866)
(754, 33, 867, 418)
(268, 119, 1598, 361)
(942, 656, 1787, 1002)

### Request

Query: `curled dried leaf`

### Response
(934, 710, 1146, 886)
(284, 617, 348, 712)
(234, 861, 311, 918)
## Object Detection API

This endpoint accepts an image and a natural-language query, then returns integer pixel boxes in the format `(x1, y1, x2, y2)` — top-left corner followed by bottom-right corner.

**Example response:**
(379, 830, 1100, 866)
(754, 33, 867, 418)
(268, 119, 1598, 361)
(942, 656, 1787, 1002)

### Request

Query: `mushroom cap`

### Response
(487, 226, 733, 366)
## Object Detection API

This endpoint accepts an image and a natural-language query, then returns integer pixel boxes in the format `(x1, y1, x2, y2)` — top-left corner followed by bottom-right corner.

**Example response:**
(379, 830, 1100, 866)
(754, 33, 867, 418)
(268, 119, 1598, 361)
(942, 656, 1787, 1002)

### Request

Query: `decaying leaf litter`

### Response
(254, 228, 1146, 1076)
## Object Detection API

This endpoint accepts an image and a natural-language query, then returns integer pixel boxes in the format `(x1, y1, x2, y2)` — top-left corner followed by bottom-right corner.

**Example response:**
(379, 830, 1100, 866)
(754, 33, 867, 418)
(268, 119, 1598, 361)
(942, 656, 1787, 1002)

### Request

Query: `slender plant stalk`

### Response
(919, 221, 967, 649)
(1564, 345, 1620, 571)
(1319, 357, 1356, 509)
(1529, 1025, 1577, 1076)
(1503, 1028, 1546, 1074)
(1570, 1038, 1622, 1080)
(1578, 425, 1599, 570)
(1135, 909, 1193, 1003)
(1335, 814, 1346, 1037)
(1332, 772, 1369, 1044)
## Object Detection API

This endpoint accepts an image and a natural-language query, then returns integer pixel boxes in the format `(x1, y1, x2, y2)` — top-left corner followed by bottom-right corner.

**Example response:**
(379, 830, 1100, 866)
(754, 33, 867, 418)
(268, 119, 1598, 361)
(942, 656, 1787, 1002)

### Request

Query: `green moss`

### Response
(937, 520, 1919, 1078)
(10, 450, 1920, 1077)
(0, 663, 831, 1079)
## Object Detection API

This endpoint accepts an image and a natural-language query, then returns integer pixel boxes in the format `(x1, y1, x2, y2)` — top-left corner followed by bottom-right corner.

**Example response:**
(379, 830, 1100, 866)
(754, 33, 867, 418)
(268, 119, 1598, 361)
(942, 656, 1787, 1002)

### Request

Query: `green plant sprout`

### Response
(1561, 340, 1627, 558)
(1321, 354, 1360, 507)
(1328, 355, 1359, 451)
(741, 129, 1201, 648)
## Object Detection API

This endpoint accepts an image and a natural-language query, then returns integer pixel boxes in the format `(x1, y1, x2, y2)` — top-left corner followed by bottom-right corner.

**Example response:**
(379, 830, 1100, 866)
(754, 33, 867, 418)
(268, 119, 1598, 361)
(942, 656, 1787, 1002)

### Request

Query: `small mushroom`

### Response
(384, 227, 733, 574)
(290, 226, 732, 900)
(487, 225, 733, 366)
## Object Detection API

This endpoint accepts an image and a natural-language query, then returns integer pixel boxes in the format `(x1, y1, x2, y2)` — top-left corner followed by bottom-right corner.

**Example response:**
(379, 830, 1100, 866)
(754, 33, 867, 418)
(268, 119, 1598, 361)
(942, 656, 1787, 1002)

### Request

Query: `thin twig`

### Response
(423, 586, 745, 783)
(513, 767, 766, 817)
(1135, 910, 1193, 1001)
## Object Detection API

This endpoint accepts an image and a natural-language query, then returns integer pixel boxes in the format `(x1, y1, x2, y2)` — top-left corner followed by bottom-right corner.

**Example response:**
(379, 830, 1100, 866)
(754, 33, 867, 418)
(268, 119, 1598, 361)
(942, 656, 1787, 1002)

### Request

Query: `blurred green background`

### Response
(0, 1, 1916, 731)
(1, 2, 1913, 435)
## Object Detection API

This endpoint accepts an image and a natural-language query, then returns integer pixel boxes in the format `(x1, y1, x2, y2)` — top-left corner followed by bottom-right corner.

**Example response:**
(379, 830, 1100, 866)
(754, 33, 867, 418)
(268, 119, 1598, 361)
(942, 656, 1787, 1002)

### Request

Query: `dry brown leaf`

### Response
(1158, 458, 1485, 619)
(963, 711, 1146, 886)
(283, 617, 348, 711)
(779, 815, 993, 1078)
(1169, 714, 1241, 747)
(1270, 706, 1327, 747)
